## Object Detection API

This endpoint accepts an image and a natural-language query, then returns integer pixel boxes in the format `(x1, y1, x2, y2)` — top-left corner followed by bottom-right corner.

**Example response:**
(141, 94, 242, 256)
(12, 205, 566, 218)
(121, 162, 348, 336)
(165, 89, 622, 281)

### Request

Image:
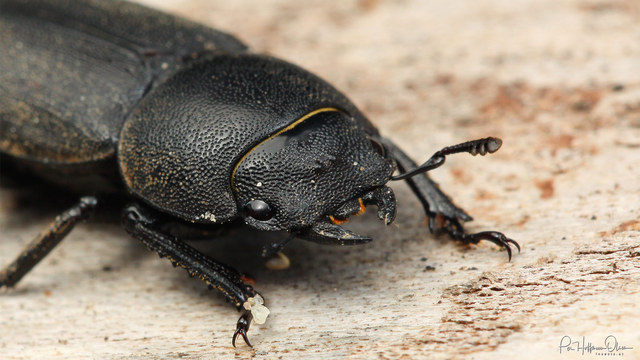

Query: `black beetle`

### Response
(0, 0, 519, 346)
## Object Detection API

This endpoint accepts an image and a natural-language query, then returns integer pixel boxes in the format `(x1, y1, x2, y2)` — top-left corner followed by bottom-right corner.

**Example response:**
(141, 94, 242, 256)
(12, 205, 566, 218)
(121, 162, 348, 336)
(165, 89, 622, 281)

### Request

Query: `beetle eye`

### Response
(243, 200, 274, 221)
(369, 137, 386, 157)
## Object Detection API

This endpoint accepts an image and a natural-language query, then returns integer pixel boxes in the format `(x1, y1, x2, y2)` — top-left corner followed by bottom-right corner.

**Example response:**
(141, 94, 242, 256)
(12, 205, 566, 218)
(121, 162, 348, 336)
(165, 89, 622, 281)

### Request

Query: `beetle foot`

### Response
(457, 230, 520, 261)
(232, 293, 270, 347)
(430, 214, 520, 261)
(233, 311, 253, 348)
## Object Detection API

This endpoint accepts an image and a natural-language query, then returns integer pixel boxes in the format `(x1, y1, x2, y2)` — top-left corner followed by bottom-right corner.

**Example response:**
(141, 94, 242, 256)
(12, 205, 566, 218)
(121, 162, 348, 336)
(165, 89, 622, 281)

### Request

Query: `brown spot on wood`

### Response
(571, 89, 602, 112)
(474, 189, 496, 201)
(472, 81, 606, 127)
(479, 84, 526, 120)
(434, 73, 455, 85)
(450, 167, 471, 184)
(549, 134, 574, 155)
(577, 0, 640, 13)
(357, 0, 379, 12)
(514, 215, 531, 227)
(599, 219, 640, 236)
(535, 179, 555, 199)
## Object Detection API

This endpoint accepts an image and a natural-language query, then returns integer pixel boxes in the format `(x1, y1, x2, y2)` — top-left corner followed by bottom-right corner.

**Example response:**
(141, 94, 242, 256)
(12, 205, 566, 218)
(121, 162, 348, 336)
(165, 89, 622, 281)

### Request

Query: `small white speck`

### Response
(200, 212, 216, 222)
(161, 62, 168, 70)
(353, 161, 358, 166)
(256, 182, 262, 187)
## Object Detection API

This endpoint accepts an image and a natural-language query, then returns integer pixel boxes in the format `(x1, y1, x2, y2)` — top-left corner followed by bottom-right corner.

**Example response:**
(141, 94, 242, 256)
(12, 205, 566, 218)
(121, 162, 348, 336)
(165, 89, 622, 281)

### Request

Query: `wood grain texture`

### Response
(1, 0, 639, 359)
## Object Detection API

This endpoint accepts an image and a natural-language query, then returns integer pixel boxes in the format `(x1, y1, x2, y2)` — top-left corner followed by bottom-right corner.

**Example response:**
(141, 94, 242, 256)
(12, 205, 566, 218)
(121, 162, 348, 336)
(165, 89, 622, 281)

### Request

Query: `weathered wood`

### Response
(1, 0, 639, 358)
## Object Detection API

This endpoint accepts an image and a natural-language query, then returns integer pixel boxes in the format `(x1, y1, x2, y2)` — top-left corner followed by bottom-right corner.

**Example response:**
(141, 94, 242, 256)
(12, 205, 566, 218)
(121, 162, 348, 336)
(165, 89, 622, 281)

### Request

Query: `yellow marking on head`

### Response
(355, 198, 366, 216)
(230, 107, 341, 192)
(329, 215, 349, 225)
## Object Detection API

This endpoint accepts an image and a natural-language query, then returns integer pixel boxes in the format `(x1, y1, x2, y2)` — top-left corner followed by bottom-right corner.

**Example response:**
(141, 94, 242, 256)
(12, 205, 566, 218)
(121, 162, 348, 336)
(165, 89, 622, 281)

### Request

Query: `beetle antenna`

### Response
(391, 137, 502, 181)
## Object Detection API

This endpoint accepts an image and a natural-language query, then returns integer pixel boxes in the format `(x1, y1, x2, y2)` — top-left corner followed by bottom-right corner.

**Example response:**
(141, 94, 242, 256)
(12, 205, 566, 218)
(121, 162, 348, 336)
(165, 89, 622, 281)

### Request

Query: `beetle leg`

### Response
(121, 203, 262, 347)
(0, 196, 98, 288)
(443, 219, 520, 262)
(379, 138, 520, 260)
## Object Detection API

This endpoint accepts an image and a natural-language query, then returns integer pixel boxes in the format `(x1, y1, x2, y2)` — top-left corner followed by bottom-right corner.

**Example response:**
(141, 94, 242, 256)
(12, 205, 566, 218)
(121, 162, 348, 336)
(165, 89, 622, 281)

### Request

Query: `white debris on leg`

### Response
(243, 294, 270, 324)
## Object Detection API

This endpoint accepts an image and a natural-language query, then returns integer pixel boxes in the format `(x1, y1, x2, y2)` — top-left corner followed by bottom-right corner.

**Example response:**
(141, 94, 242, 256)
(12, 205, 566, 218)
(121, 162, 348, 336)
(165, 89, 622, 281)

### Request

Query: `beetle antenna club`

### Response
(380, 136, 519, 260)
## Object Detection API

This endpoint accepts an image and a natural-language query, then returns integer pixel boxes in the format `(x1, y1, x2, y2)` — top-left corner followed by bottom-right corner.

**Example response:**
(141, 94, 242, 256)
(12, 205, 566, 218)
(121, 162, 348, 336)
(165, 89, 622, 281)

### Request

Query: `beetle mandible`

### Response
(0, 0, 520, 346)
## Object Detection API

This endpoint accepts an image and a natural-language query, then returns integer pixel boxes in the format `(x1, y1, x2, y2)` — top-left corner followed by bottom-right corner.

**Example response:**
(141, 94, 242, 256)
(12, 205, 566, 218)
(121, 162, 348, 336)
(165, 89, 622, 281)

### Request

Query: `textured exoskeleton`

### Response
(0, 0, 518, 346)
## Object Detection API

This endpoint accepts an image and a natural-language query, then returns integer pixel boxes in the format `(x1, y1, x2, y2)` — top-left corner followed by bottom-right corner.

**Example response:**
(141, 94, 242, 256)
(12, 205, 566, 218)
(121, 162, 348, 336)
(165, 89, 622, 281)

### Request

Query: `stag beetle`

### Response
(0, 0, 519, 346)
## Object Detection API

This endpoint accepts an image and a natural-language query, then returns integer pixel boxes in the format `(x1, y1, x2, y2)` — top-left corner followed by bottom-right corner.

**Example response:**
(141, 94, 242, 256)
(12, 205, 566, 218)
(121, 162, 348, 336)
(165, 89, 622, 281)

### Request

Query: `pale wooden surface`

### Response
(1, 0, 639, 359)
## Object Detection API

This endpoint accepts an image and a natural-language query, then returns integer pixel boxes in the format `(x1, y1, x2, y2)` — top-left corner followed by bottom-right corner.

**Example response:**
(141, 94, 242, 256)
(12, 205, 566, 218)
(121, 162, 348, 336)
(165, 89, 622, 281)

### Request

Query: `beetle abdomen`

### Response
(0, 0, 247, 166)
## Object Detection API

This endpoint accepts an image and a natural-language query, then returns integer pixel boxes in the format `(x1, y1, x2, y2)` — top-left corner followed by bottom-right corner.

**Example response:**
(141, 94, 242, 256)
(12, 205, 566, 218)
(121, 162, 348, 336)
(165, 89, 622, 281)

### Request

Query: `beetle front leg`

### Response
(121, 203, 266, 347)
(379, 138, 519, 260)
(0, 196, 98, 288)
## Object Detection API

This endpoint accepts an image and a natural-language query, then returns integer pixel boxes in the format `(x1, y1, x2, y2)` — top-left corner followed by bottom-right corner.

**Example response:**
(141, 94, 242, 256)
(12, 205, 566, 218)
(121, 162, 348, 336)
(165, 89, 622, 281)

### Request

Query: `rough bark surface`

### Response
(1, 0, 639, 359)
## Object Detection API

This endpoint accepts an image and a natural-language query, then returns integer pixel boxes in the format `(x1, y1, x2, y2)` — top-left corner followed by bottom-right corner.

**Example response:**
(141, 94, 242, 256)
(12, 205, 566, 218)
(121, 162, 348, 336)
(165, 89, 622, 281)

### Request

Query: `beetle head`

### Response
(232, 109, 396, 244)
(119, 54, 397, 230)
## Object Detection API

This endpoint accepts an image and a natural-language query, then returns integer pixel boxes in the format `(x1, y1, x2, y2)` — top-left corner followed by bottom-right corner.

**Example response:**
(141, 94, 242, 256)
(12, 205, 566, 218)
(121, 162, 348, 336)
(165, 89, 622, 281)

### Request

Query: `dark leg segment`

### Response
(380, 138, 520, 260)
(0, 196, 97, 288)
(121, 203, 260, 347)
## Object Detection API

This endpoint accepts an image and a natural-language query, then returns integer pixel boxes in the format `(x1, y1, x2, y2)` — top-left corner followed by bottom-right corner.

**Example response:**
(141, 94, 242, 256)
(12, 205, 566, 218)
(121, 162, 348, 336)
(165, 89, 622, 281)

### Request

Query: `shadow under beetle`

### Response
(0, 0, 520, 346)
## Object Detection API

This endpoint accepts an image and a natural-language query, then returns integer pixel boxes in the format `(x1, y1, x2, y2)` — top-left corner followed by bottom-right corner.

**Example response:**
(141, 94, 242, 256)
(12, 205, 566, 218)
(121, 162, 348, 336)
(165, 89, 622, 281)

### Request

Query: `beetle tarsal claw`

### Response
(233, 312, 252, 348)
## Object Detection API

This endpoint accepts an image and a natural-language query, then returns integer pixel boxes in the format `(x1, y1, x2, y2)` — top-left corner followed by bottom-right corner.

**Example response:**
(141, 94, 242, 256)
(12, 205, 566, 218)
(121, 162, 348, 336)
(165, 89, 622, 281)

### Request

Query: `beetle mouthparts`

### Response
(362, 186, 396, 225)
(299, 186, 397, 245)
(303, 220, 373, 245)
